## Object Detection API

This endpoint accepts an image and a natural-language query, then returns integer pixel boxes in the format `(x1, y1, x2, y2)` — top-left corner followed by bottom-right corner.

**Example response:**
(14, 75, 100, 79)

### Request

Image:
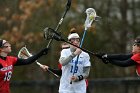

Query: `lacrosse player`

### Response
(96, 37, 140, 76)
(41, 39, 90, 93)
(58, 28, 91, 93)
(0, 39, 49, 93)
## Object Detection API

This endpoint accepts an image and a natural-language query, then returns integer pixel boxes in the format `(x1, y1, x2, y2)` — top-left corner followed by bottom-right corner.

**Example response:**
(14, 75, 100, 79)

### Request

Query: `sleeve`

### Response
(83, 53, 91, 67)
(82, 66, 90, 78)
(15, 58, 35, 66)
(107, 53, 133, 60)
(131, 53, 140, 63)
(104, 53, 136, 67)
(60, 49, 67, 58)
(109, 59, 136, 67)
(14, 48, 47, 66)
(59, 49, 75, 66)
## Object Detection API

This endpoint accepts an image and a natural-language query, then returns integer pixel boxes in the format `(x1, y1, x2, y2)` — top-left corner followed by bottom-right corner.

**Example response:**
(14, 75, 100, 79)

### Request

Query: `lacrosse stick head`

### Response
(85, 8, 100, 30)
(43, 27, 62, 41)
(18, 47, 32, 59)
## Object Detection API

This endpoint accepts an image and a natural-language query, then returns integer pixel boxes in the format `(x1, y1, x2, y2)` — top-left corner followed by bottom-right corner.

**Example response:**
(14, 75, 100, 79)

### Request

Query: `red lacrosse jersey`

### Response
(0, 56, 17, 93)
(131, 53, 140, 76)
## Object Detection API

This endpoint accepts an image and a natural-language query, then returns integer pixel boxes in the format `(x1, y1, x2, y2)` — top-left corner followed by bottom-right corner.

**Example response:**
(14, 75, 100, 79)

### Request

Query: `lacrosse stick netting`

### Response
(18, 46, 43, 67)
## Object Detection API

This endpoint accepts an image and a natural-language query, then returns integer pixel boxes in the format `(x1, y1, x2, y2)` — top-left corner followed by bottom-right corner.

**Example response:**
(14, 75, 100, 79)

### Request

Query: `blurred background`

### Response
(0, 0, 140, 93)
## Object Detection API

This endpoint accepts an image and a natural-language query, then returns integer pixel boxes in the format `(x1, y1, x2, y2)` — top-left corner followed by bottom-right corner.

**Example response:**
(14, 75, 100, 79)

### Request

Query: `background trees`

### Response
(0, 0, 140, 80)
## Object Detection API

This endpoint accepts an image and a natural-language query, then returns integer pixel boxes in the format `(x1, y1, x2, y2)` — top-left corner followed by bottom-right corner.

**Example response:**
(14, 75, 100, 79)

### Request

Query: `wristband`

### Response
(78, 75, 84, 81)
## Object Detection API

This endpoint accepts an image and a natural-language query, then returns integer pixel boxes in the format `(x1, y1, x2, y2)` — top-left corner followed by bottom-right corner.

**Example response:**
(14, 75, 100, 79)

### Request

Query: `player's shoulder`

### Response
(136, 53, 140, 56)
(133, 53, 140, 57)
(7, 56, 17, 60)
(81, 51, 90, 57)
(61, 48, 70, 52)
(7, 56, 16, 58)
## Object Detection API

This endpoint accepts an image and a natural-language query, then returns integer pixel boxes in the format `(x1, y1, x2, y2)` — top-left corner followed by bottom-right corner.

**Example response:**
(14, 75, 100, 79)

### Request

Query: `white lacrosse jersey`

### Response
(59, 48, 91, 93)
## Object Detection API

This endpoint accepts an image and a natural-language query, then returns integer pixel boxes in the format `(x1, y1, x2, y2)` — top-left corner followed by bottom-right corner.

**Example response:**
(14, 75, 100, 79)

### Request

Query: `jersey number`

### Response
(70, 66, 78, 73)
(4, 71, 12, 81)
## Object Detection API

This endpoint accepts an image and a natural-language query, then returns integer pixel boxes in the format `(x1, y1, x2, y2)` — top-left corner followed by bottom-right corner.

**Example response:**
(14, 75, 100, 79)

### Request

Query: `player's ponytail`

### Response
(70, 28, 77, 34)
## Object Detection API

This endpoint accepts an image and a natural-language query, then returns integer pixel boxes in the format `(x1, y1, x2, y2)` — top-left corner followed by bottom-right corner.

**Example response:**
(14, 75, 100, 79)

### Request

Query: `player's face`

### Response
(69, 37, 80, 49)
(132, 44, 140, 54)
(1, 42, 12, 53)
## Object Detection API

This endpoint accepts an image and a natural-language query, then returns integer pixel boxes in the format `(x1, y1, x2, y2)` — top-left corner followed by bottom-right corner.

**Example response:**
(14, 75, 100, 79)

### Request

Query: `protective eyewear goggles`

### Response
(69, 38, 80, 42)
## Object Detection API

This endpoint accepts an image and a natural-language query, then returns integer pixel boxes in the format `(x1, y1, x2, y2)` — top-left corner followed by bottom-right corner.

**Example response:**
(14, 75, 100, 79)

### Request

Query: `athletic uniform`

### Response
(0, 56, 17, 93)
(48, 63, 89, 88)
(59, 48, 91, 93)
(131, 53, 140, 76)
(0, 48, 48, 93)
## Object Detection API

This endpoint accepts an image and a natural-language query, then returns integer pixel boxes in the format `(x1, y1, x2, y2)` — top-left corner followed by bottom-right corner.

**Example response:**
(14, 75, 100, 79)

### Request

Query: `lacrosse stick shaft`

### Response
(36, 61, 43, 67)
(36, 61, 59, 77)
(35, 60, 59, 77)
(80, 30, 87, 47)
(71, 8, 98, 84)
(46, 0, 71, 48)
(62, 40, 96, 55)
(70, 30, 87, 84)
(47, 69, 60, 78)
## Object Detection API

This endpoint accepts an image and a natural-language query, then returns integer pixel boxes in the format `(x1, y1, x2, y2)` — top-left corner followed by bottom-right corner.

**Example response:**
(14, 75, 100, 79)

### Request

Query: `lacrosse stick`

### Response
(43, 27, 97, 55)
(18, 46, 60, 78)
(70, 8, 100, 84)
(44, 0, 72, 48)
(18, 46, 43, 67)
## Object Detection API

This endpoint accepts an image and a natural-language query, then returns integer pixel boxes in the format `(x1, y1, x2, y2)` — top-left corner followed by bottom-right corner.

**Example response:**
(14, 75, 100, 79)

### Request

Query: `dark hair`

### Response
(134, 37, 140, 44)
(0, 39, 3, 48)
(134, 37, 140, 46)
(0, 39, 9, 48)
